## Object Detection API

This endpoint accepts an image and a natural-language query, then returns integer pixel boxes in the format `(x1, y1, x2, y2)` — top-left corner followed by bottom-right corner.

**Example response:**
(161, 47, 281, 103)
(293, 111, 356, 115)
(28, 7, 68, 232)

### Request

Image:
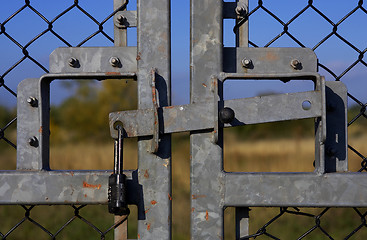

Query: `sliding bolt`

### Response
(241, 58, 252, 68)
(110, 57, 121, 67)
(290, 59, 301, 70)
(68, 57, 79, 68)
(27, 97, 38, 107)
(28, 136, 39, 147)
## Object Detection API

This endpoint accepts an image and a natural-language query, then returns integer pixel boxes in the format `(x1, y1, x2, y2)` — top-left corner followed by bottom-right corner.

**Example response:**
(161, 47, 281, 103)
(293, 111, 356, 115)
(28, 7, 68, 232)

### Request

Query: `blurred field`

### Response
(0, 131, 366, 239)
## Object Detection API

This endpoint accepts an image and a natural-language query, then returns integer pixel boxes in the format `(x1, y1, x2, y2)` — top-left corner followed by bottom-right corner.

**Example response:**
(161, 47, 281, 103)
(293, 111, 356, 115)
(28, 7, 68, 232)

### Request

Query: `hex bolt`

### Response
(235, 5, 247, 17)
(110, 57, 121, 67)
(28, 136, 39, 148)
(27, 96, 38, 107)
(219, 107, 235, 124)
(290, 59, 301, 69)
(241, 58, 252, 68)
(116, 14, 126, 24)
(68, 57, 78, 68)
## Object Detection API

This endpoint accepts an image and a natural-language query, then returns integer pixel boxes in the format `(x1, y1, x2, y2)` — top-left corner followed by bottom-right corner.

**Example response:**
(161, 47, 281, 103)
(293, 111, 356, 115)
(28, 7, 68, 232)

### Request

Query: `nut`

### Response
(27, 97, 38, 107)
(290, 59, 300, 69)
(116, 14, 126, 24)
(235, 5, 247, 17)
(241, 58, 252, 68)
(68, 57, 78, 68)
(28, 136, 39, 147)
(110, 57, 121, 67)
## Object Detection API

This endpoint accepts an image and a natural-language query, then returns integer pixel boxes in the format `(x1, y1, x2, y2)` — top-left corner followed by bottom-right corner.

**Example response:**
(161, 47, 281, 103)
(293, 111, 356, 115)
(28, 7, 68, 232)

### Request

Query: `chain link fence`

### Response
(0, 0, 367, 239)
(0, 1, 130, 239)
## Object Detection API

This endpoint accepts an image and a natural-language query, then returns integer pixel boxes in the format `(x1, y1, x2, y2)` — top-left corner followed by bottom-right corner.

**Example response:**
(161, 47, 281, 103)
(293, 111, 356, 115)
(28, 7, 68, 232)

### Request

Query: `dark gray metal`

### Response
(325, 81, 348, 172)
(49, 47, 137, 73)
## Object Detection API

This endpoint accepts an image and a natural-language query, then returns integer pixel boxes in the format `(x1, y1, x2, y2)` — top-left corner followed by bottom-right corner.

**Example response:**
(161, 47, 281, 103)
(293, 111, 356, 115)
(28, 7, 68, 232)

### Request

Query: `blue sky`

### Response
(0, 0, 366, 107)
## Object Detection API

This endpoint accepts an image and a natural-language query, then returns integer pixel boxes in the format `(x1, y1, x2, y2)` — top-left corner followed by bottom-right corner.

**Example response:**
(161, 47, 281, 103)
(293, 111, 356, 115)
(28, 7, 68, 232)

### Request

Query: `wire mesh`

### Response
(0, 0, 366, 238)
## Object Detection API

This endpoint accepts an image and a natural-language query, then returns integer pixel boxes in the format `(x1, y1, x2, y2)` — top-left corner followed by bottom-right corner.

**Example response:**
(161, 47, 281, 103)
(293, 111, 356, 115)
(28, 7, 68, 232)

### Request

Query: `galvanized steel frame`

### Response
(0, 0, 366, 239)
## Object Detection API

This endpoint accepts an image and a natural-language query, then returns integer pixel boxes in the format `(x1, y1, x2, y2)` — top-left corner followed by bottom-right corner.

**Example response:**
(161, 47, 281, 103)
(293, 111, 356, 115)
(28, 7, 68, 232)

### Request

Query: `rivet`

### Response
(27, 97, 38, 107)
(241, 58, 252, 68)
(110, 57, 121, 67)
(68, 57, 78, 68)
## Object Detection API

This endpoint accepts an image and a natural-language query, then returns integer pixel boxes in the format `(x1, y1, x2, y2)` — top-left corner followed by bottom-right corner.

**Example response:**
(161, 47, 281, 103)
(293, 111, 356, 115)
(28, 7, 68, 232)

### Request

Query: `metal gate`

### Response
(0, 0, 367, 239)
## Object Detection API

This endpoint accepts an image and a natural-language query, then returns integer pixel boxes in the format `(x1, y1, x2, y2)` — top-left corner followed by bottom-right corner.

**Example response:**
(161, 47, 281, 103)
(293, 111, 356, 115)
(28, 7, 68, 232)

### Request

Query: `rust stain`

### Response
(165, 106, 174, 109)
(151, 200, 157, 205)
(202, 83, 207, 87)
(168, 194, 172, 201)
(259, 51, 279, 61)
(205, 211, 209, 221)
(136, 52, 141, 61)
(138, 234, 140, 239)
(147, 223, 151, 231)
(82, 181, 101, 189)
(192, 194, 206, 199)
(106, 72, 121, 75)
(70, 171, 74, 176)
(145, 208, 150, 214)
(191, 207, 195, 213)
(38, 126, 43, 133)
(84, 194, 87, 198)
(144, 170, 149, 178)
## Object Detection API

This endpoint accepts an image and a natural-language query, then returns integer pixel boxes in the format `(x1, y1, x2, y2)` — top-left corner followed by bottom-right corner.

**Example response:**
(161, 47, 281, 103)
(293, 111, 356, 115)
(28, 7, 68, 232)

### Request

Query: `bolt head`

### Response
(110, 57, 120, 67)
(241, 58, 252, 68)
(235, 5, 247, 16)
(27, 97, 38, 107)
(68, 57, 78, 68)
(28, 136, 39, 147)
(290, 59, 301, 69)
(116, 14, 126, 24)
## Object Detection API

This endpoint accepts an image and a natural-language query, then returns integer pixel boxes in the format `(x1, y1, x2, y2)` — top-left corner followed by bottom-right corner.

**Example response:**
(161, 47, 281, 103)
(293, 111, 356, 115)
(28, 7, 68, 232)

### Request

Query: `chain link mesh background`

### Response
(0, 0, 366, 239)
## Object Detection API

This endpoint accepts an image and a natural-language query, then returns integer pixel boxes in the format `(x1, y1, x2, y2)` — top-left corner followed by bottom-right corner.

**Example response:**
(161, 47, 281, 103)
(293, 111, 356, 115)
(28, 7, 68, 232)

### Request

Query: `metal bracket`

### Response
(224, 47, 318, 74)
(49, 47, 137, 74)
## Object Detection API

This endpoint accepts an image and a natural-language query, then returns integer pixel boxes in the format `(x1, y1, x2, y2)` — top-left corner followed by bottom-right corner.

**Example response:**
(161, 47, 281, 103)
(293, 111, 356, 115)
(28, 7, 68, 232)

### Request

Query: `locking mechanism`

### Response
(108, 124, 130, 216)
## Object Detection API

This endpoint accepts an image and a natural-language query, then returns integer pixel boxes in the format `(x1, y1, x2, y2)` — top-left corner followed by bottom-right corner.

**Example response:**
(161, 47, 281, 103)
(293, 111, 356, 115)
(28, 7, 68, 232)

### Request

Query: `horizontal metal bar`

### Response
(109, 90, 322, 138)
(0, 170, 139, 205)
(224, 90, 322, 126)
(49, 47, 137, 74)
(225, 172, 367, 207)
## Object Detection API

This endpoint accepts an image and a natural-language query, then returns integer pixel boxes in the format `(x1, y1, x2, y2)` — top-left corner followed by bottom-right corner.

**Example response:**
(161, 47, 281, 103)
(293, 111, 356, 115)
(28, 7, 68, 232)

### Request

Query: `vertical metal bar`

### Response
(137, 0, 172, 239)
(114, 0, 128, 47)
(236, 0, 249, 47)
(191, 0, 224, 239)
(235, 207, 249, 240)
(114, 1, 128, 239)
(235, 0, 249, 236)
